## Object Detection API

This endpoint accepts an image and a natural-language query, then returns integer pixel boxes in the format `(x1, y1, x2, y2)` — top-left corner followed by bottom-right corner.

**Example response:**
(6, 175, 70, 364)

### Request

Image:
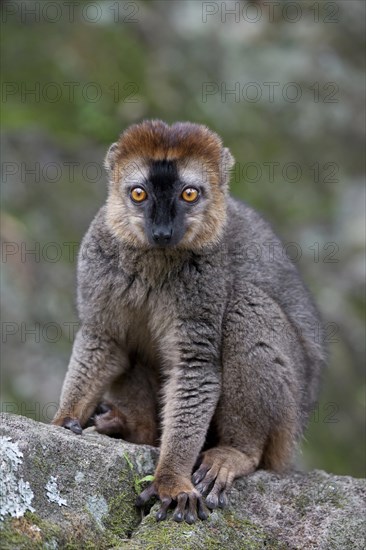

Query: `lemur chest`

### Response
(106, 255, 217, 362)
(112, 286, 178, 368)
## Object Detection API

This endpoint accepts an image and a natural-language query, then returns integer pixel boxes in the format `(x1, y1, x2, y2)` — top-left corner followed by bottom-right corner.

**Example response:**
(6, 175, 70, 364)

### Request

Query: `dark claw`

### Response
(197, 497, 209, 520)
(218, 490, 228, 508)
(136, 483, 157, 507)
(185, 493, 198, 524)
(195, 479, 214, 497)
(192, 464, 209, 485)
(174, 492, 188, 522)
(206, 492, 219, 510)
(156, 497, 171, 522)
(63, 418, 82, 435)
(156, 509, 167, 521)
(173, 510, 184, 522)
(185, 511, 196, 524)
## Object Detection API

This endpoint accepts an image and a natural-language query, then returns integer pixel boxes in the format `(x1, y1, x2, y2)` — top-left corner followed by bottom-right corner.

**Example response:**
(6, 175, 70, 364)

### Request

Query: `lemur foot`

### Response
(136, 474, 209, 524)
(94, 403, 127, 438)
(192, 446, 258, 509)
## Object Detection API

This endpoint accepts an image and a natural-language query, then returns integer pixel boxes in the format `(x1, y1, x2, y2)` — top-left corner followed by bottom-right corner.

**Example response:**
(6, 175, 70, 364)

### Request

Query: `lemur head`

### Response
(104, 120, 234, 250)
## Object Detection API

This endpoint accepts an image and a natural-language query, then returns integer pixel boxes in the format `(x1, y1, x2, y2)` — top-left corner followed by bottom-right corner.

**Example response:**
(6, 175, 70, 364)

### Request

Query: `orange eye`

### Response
(182, 187, 199, 203)
(130, 187, 147, 203)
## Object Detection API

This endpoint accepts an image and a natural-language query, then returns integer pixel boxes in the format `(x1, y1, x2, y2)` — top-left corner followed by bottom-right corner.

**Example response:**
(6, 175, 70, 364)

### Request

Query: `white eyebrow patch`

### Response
(121, 158, 149, 187)
(178, 159, 212, 188)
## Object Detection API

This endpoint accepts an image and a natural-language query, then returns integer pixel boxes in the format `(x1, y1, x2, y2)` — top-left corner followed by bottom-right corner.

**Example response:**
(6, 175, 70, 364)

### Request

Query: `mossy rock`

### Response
(1, 414, 365, 549)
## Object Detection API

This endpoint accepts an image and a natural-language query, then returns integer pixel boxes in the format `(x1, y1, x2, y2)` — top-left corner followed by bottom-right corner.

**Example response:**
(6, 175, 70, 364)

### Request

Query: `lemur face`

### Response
(113, 157, 215, 249)
(105, 120, 234, 250)
(141, 159, 196, 248)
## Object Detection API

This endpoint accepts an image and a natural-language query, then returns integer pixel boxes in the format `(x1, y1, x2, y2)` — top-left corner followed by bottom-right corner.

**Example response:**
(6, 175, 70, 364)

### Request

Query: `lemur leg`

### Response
(94, 360, 160, 446)
(52, 328, 127, 434)
(193, 282, 302, 509)
(137, 323, 221, 524)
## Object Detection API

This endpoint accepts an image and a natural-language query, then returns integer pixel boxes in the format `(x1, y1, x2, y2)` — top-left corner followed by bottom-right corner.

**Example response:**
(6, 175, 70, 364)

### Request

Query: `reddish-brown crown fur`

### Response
(115, 120, 223, 171)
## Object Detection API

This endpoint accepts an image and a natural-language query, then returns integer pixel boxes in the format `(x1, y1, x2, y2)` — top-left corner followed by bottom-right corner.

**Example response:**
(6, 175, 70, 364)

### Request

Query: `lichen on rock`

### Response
(0, 436, 35, 520)
(0, 413, 365, 549)
(45, 476, 67, 507)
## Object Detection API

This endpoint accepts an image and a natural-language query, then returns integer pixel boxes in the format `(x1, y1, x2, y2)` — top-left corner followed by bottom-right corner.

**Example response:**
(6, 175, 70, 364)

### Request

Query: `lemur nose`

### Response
(152, 227, 172, 245)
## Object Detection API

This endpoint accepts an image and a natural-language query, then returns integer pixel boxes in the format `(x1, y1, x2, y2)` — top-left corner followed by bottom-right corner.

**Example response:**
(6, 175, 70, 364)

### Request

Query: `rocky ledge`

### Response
(0, 413, 365, 549)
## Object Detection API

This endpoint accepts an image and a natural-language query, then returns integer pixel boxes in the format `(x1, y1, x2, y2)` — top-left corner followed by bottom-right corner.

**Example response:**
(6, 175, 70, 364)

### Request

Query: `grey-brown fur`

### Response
(53, 120, 325, 523)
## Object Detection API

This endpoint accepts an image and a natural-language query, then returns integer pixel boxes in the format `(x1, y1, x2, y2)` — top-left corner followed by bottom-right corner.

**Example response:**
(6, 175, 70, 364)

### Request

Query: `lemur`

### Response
(53, 120, 325, 523)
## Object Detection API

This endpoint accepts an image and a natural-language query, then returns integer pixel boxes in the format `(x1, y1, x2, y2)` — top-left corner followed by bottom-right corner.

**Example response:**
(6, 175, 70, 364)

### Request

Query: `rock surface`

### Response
(0, 413, 365, 549)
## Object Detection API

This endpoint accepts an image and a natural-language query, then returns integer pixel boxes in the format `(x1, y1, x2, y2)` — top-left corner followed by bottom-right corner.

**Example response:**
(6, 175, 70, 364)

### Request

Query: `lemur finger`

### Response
(195, 465, 218, 495)
(205, 470, 228, 509)
(136, 483, 157, 506)
(218, 489, 228, 508)
(197, 494, 209, 520)
(192, 463, 209, 485)
(156, 497, 172, 522)
(195, 479, 214, 497)
(185, 494, 198, 524)
(62, 417, 82, 435)
(206, 469, 233, 510)
(173, 493, 188, 522)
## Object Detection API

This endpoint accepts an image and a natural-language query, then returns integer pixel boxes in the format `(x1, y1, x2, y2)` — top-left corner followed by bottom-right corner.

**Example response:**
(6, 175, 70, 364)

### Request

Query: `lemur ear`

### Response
(220, 147, 235, 187)
(104, 142, 119, 174)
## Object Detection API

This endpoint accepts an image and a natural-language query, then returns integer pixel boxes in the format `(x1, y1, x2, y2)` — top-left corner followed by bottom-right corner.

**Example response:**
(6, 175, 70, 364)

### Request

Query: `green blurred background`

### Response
(1, 0, 365, 477)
